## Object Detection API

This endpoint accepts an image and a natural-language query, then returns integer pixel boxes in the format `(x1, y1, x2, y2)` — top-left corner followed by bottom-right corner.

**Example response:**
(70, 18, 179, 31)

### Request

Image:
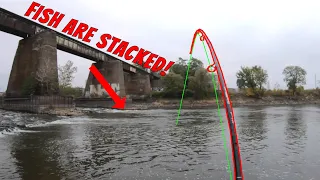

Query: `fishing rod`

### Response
(189, 29, 244, 180)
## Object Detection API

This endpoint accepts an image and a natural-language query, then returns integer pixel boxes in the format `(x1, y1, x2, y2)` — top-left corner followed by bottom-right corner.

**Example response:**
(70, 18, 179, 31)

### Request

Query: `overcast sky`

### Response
(0, 0, 319, 92)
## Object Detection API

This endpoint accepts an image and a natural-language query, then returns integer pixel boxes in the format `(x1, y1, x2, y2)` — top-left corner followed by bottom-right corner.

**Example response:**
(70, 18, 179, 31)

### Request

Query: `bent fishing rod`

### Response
(189, 29, 244, 180)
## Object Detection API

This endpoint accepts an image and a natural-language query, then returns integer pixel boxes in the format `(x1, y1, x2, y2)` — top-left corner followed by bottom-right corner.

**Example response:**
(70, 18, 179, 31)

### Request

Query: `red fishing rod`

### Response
(189, 29, 244, 180)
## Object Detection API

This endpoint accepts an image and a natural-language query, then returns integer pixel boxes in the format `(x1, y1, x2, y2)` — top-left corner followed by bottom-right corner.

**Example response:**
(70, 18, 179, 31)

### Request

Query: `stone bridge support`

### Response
(84, 63, 152, 99)
(84, 60, 126, 98)
(124, 73, 152, 98)
(6, 30, 59, 97)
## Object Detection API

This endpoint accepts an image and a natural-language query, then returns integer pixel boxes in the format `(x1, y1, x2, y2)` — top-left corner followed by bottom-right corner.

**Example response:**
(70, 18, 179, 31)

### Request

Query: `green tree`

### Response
(189, 58, 204, 76)
(160, 57, 215, 99)
(170, 57, 188, 77)
(189, 68, 212, 99)
(282, 66, 306, 95)
(170, 57, 203, 77)
(236, 65, 268, 97)
(162, 72, 184, 98)
(58, 60, 77, 88)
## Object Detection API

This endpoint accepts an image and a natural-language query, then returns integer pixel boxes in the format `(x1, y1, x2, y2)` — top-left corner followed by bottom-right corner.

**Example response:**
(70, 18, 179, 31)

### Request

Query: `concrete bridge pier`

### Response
(125, 73, 152, 99)
(6, 30, 59, 97)
(84, 60, 126, 98)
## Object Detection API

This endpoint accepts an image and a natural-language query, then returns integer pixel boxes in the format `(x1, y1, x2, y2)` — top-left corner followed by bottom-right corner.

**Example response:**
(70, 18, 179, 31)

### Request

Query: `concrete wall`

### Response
(0, 95, 73, 113)
(6, 30, 59, 97)
(84, 60, 125, 98)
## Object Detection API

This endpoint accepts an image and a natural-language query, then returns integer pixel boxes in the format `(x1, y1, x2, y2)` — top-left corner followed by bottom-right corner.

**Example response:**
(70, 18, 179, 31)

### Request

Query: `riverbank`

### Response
(129, 94, 320, 110)
(40, 107, 85, 116)
(2, 94, 320, 116)
(28, 95, 320, 115)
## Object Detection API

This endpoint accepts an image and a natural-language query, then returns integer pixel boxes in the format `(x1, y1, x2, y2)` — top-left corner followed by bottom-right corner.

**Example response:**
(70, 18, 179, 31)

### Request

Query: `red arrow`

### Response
(89, 64, 126, 109)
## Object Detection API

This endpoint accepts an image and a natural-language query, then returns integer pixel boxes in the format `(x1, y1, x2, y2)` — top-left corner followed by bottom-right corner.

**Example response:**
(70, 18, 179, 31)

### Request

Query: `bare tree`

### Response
(58, 60, 77, 88)
(274, 82, 280, 90)
(317, 80, 320, 88)
(35, 58, 57, 95)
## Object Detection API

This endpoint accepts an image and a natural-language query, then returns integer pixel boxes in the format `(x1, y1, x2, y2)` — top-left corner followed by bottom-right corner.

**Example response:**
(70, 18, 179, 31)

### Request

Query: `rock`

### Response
(16, 124, 26, 128)
(40, 107, 84, 116)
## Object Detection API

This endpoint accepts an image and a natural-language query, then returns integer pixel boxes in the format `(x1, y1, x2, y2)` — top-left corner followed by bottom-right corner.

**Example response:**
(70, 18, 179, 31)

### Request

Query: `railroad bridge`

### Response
(0, 7, 162, 98)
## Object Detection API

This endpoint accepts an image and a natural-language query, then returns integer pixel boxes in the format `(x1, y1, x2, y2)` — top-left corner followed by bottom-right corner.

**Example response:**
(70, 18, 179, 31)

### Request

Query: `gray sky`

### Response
(0, 0, 320, 92)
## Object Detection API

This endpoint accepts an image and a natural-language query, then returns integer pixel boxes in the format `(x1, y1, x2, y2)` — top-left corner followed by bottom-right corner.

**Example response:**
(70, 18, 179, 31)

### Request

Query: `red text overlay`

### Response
(24, 1, 175, 76)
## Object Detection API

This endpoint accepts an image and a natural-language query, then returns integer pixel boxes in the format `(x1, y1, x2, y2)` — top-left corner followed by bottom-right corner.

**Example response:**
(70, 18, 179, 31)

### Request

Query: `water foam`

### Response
(0, 127, 38, 137)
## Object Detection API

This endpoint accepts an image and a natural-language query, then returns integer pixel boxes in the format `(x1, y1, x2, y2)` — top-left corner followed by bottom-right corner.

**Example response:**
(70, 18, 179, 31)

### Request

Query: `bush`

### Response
(245, 88, 255, 97)
(162, 90, 181, 98)
(151, 91, 164, 98)
(303, 89, 320, 97)
(59, 86, 83, 97)
(184, 89, 194, 98)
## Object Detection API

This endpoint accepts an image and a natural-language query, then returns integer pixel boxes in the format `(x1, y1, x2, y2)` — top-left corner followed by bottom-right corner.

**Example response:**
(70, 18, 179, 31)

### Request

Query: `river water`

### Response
(0, 105, 319, 180)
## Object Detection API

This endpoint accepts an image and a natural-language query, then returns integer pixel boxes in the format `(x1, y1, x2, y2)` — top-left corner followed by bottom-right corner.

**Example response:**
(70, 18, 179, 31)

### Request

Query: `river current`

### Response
(0, 105, 319, 180)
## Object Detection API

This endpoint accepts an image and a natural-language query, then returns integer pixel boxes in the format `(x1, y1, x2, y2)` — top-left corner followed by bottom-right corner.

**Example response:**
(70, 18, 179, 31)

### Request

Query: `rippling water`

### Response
(0, 105, 320, 180)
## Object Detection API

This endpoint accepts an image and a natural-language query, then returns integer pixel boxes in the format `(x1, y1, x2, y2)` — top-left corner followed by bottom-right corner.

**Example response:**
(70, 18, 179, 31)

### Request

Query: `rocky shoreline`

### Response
(129, 97, 320, 110)
(40, 107, 85, 116)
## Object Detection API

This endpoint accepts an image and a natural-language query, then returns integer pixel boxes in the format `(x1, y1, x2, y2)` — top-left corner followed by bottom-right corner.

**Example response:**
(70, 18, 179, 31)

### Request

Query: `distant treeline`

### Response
(153, 57, 313, 99)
